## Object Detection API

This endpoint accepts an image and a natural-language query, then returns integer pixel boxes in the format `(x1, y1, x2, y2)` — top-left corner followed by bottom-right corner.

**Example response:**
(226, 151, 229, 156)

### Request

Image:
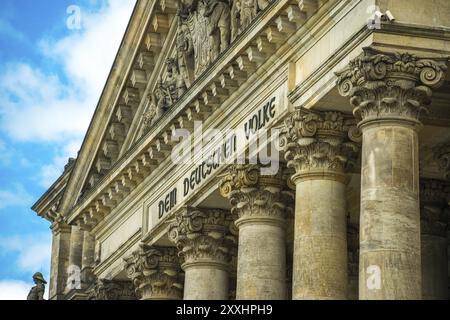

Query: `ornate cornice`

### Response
(124, 244, 183, 300)
(66, 0, 325, 230)
(218, 165, 293, 223)
(336, 47, 448, 126)
(280, 108, 360, 182)
(50, 212, 71, 235)
(87, 279, 137, 300)
(169, 208, 236, 267)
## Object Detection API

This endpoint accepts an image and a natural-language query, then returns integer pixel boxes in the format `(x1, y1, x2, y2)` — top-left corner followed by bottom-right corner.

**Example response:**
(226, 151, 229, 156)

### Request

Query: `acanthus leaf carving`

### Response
(280, 107, 360, 180)
(169, 207, 237, 265)
(141, 0, 275, 132)
(218, 164, 294, 220)
(336, 47, 448, 125)
(124, 244, 183, 300)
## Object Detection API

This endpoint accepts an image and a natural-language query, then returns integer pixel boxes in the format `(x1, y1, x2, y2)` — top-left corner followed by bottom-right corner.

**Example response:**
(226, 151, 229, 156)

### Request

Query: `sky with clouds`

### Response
(0, 0, 136, 300)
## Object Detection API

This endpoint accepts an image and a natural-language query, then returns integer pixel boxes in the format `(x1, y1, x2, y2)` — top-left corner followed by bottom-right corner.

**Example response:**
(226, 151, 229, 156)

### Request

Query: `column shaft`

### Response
(293, 178, 347, 299)
(49, 221, 71, 300)
(68, 226, 83, 268)
(281, 108, 360, 300)
(184, 263, 229, 300)
(219, 165, 291, 300)
(169, 208, 235, 300)
(336, 47, 448, 299)
(359, 123, 421, 299)
(236, 219, 286, 299)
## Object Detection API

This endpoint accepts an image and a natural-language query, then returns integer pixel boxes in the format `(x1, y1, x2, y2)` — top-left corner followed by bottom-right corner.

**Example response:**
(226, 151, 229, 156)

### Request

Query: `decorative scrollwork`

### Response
(336, 47, 448, 124)
(123, 244, 183, 300)
(169, 207, 236, 265)
(280, 107, 360, 179)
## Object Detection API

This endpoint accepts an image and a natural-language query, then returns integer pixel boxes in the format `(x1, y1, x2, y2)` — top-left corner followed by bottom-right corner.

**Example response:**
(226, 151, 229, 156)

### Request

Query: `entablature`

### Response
(67, 0, 334, 231)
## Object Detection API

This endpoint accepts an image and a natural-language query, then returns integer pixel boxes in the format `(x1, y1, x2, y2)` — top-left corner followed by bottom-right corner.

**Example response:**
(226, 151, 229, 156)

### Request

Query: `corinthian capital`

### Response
(218, 165, 293, 222)
(280, 107, 360, 182)
(169, 208, 236, 266)
(336, 47, 448, 125)
(124, 245, 183, 300)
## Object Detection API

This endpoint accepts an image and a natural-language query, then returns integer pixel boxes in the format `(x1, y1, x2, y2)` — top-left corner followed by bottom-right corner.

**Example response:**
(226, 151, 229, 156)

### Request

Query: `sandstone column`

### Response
(281, 108, 360, 300)
(81, 231, 96, 288)
(169, 208, 236, 300)
(420, 180, 448, 300)
(124, 244, 183, 300)
(68, 226, 83, 268)
(336, 47, 448, 300)
(49, 218, 72, 299)
(219, 165, 292, 300)
(66, 225, 84, 292)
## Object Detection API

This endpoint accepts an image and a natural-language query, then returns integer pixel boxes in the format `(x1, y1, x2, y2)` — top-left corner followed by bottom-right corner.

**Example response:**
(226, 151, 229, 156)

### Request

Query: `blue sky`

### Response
(0, 0, 136, 299)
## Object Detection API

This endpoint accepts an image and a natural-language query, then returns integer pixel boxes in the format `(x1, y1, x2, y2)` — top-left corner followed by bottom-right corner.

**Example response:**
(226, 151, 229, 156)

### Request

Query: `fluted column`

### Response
(219, 165, 292, 300)
(169, 208, 236, 300)
(281, 108, 360, 300)
(337, 47, 448, 300)
(124, 245, 183, 300)
(420, 179, 448, 300)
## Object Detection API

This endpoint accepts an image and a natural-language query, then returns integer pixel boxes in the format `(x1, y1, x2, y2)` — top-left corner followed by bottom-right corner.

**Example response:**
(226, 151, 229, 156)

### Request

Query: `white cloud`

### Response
(0, 233, 52, 275)
(0, 280, 49, 300)
(0, 280, 31, 300)
(0, 0, 136, 185)
(38, 138, 82, 188)
(0, 184, 34, 210)
(42, 0, 137, 97)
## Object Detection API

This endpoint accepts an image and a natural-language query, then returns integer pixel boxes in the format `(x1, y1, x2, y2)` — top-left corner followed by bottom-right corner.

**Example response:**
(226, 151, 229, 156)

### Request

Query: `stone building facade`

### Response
(32, 0, 450, 300)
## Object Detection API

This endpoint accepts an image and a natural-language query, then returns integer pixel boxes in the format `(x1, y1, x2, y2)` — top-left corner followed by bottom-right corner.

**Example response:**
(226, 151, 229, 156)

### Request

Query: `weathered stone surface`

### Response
(337, 48, 448, 300)
(124, 244, 183, 300)
(219, 165, 293, 300)
(281, 108, 360, 300)
(169, 207, 236, 300)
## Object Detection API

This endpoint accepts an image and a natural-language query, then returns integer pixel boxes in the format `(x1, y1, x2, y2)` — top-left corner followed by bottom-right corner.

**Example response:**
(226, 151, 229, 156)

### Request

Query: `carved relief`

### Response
(142, 58, 187, 133)
(124, 245, 183, 300)
(336, 47, 448, 124)
(231, 0, 272, 41)
(176, 0, 272, 79)
(169, 207, 237, 265)
(280, 108, 360, 179)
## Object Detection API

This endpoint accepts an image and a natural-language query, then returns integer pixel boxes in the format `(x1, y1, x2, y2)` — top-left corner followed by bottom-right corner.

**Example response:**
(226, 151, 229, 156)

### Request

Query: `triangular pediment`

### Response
(59, 0, 326, 216)
(58, 0, 179, 214)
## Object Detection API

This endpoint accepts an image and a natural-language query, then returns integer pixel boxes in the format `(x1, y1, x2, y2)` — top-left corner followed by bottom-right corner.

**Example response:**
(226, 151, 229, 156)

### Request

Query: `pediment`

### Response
(59, 0, 327, 221)
(58, 0, 179, 215)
